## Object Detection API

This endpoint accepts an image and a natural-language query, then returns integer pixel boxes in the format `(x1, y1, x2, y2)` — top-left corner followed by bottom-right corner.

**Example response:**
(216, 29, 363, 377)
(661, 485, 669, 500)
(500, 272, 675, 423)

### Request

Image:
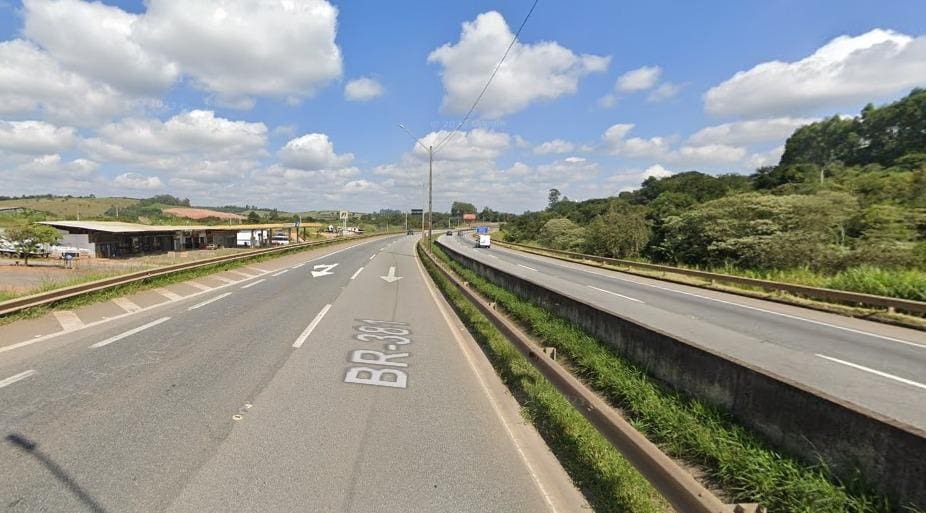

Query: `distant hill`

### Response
(0, 196, 139, 218)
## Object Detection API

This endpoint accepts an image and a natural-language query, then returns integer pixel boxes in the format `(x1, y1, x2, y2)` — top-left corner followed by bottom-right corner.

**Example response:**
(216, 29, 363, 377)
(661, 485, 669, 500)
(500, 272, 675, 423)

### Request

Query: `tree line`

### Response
(504, 89, 926, 279)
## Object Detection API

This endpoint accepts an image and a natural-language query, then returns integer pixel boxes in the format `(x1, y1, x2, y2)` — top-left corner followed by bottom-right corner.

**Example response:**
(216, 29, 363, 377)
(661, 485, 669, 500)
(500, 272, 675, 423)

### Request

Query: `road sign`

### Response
(410, 209, 423, 215)
(339, 210, 350, 220)
(476, 226, 489, 234)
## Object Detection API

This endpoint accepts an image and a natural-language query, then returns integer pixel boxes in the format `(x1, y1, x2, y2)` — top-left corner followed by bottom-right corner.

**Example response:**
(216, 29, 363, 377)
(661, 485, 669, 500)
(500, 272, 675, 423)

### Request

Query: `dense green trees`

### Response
(503, 89, 926, 288)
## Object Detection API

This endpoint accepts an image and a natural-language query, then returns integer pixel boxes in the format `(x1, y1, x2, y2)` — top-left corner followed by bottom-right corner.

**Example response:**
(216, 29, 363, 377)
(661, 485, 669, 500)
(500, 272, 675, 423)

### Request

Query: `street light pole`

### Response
(398, 123, 437, 253)
(428, 144, 433, 254)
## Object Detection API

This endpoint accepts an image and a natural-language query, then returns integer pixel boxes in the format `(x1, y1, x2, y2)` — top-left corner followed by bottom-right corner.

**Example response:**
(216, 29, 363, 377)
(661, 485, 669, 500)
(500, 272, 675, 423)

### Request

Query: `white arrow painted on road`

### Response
(380, 266, 403, 283)
(311, 263, 339, 278)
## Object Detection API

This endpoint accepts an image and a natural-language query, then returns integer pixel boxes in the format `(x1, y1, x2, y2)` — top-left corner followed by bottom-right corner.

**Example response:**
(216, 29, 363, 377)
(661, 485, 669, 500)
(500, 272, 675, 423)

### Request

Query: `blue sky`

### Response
(1, 0, 925, 213)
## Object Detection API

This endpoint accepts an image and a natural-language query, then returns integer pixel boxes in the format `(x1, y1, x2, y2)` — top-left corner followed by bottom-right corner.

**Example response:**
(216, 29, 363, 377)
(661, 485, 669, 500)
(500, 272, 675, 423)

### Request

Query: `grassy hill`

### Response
(0, 196, 139, 218)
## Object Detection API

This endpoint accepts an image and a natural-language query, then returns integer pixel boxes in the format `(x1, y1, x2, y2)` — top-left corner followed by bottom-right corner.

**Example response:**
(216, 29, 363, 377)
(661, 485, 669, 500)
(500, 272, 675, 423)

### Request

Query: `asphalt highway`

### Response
(0, 235, 582, 512)
(440, 233, 926, 430)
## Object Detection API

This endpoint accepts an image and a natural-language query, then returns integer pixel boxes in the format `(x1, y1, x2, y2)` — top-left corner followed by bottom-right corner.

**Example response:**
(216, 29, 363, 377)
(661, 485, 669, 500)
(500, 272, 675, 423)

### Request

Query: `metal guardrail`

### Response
(495, 240, 926, 315)
(419, 242, 755, 513)
(0, 233, 400, 317)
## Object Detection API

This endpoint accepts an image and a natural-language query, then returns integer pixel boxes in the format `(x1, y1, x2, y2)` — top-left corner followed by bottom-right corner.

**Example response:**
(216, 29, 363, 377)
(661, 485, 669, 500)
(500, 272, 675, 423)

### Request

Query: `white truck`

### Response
(476, 233, 491, 248)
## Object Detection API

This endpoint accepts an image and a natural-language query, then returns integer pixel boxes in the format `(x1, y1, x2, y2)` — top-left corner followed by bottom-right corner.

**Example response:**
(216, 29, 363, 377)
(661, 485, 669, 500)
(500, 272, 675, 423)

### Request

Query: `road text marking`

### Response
(0, 370, 37, 389)
(588, 286, 644, 303)
(380, 266, 403, 283)
(816, 354, 926, 391)
(188, 292, 232, 311)
(241, 279, 266, 289)
(90, 317, 171, 349)
(311, 263, 339, 277)
(293, 304, 332, 348)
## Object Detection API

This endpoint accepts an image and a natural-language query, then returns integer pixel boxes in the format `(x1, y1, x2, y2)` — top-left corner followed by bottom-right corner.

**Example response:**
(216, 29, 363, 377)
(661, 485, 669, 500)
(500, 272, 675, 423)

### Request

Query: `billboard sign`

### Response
(462, 213, 477, 221)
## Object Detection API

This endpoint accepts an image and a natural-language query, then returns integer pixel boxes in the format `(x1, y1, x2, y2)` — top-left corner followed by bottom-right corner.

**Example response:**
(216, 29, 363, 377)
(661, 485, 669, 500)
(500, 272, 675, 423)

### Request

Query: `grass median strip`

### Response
(418, 243, 666, 513)
(430, 243, 904, 513)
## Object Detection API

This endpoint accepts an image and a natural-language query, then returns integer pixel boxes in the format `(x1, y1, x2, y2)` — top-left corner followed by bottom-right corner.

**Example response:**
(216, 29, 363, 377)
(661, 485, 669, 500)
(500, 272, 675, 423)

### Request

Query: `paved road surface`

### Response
(440, 233, 926, 430)
(0, 235, 581, 512)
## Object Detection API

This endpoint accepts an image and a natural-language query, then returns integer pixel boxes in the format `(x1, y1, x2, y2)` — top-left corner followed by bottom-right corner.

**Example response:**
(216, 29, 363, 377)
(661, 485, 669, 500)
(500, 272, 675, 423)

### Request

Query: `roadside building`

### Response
(38, 221, 300, 258)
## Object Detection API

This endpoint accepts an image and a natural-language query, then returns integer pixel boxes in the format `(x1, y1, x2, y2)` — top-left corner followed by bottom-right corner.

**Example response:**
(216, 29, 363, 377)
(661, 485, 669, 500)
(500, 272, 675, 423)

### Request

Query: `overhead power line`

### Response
(433, 0, 540, 154)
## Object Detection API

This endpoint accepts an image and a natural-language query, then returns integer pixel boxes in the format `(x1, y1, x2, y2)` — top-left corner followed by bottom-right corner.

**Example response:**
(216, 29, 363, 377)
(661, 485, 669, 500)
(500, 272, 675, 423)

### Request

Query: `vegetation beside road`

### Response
(429, 242, 900, 513)
(419, 242, 666, 513)
(503, 89, 926, 303)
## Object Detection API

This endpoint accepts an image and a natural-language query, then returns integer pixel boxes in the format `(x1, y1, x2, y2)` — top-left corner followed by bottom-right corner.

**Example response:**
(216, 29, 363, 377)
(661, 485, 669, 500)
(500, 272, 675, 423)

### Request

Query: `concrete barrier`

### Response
(440, 241, 926, 509)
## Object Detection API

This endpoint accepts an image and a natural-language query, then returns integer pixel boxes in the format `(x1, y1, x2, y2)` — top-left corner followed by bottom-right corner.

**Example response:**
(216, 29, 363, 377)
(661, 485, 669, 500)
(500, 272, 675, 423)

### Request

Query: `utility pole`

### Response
(404, 212, 408, 232)
(428, 145, 433, 254)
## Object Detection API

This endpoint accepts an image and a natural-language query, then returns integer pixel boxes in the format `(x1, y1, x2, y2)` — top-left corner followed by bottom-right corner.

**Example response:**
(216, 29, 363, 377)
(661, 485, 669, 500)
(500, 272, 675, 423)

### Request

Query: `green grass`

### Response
(431, 243, 904, 513)
(418, 242, 666, 513)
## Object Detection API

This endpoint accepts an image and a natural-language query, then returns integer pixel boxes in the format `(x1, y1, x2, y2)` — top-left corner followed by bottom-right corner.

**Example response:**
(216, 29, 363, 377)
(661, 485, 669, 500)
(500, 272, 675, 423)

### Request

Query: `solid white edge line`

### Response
(816, 353, 926, 391)
(587, 285, 644, 303)
(0, 369, 37, 388)
(414, 248, 559, 513)
(272, 269, 290, 277)
(350, 267, 364, 280)
(188, 292, 232, 311)
(0, 235, 394, 355)
(241, 279, 266, 289)
(292, 304, 332, 348)
(517, 264, 538, 272)
(494, 246, 926, 350)
(292, 263, 306, 269)
(89, 317, 171, 349)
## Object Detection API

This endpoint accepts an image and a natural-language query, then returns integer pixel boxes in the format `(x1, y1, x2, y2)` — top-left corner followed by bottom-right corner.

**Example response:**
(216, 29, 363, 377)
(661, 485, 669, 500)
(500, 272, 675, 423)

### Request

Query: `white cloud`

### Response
(414, 129, 512, 161)
(0, 39, 147, 125)
(84, 110, 266, 161)
(23, 0, 179, 96)
(687, 117, 816, 146)
(428, 11, 609, 118)
(0, 120, 77, 154)
(616, 65, 661, 92)
(16, 154, 98, 179)
(344, 77, 384, 101)
(135, 0, 342, 107)
(705, 29, 926, 118)
(278, 133, 354, 170)
(641, 164, 673, 180)
(601, 123, 671, 159)
(113, 172, 165, 190)
(533, 139, 576, 155)
(676, 144, 747, 165)
(647, 82, 681, 102)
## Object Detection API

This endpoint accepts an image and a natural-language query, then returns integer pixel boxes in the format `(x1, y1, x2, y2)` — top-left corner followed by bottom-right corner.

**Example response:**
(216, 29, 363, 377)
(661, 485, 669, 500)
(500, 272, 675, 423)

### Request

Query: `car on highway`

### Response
(407, 230, 414, 235)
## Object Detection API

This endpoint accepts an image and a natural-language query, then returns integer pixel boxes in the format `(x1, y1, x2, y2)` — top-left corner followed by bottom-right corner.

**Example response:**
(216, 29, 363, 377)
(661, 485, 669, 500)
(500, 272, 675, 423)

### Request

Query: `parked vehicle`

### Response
(271, 233, 290, 246)
(446, 230, 453, 236)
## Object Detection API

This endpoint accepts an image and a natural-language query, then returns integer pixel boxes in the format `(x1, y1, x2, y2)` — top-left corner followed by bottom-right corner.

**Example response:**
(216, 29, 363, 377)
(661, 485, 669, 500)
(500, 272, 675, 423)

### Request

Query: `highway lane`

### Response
(0, 234, 578, 512)
(164, 236, 572, 513)
(441, 234, 926, 430)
